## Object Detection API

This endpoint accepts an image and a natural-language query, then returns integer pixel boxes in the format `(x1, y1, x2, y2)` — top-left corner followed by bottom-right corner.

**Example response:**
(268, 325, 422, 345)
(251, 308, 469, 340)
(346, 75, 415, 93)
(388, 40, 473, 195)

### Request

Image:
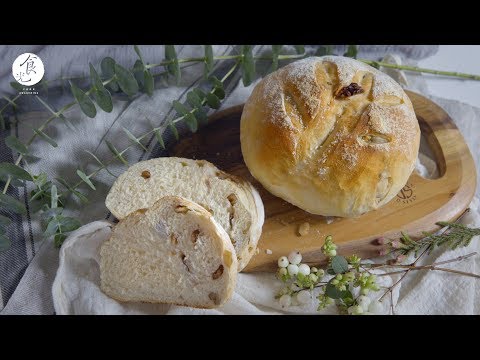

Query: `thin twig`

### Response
(378, 208, 471, 302)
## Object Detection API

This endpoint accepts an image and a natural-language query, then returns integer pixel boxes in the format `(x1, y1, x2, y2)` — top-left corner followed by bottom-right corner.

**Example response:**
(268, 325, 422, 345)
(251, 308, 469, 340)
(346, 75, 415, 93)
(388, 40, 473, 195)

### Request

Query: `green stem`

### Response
(359, 59, 480, 81)
(145, 53, 304, 70)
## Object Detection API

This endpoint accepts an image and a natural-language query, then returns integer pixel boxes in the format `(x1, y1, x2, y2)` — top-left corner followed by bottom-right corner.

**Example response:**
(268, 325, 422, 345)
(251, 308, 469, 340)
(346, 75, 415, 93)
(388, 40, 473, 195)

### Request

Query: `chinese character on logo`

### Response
(12, 52, 45, 86)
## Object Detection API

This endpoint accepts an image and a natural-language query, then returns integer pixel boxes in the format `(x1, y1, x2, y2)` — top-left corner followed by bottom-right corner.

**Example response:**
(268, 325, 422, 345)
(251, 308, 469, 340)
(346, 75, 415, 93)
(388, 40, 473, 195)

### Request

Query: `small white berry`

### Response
(279, 294, 291, 308)
(361, 288, 370, 295)
(357, 295, 371, 311)
(309, 273, 318, 282)
(311, 267, 318, 273)
(316, 269, 325, 277)
(287, 264, 299, 276)
(296, 290, 311, 304)
(278, 268, 287, 276)
(347, 305, 364, 315)
(288, 251, 302, 265)
(277, 256, 289, 268)
(298, 263, 311, 276)
(368, 300, 384, 314)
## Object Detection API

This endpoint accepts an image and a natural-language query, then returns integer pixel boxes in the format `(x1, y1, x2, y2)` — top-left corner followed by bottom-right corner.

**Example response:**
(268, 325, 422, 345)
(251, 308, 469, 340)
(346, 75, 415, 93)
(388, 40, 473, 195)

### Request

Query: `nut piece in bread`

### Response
(100, 196, 237, 308)
(240, 56, 420, 217)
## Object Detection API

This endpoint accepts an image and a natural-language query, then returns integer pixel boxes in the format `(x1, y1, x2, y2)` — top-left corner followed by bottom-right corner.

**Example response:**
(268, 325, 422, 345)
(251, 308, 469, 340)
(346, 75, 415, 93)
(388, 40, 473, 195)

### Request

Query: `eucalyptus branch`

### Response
(68, 61, 240, 194)
(359, 59, 480, 81)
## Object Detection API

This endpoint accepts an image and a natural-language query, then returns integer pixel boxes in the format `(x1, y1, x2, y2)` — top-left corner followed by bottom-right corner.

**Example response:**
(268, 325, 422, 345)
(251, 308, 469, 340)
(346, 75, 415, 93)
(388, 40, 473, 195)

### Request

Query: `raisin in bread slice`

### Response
(100, 196, 237, 308)
(105, 157, 264, 271)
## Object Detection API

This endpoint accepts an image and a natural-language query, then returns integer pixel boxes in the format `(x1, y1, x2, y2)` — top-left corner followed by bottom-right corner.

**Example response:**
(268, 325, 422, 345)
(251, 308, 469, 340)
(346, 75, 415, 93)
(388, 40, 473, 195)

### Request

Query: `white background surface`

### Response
(418, 45, 480, 108)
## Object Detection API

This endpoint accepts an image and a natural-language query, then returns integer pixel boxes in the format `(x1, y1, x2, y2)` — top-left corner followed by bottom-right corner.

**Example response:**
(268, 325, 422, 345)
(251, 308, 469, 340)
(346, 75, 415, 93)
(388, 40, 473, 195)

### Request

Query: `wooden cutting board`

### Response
(169, 91, 477, 272)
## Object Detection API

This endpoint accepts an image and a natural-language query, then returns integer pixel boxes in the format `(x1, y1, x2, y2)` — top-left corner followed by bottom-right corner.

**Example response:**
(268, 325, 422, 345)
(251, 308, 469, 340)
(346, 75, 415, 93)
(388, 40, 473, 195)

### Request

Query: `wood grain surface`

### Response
(170, 91, 477, 272)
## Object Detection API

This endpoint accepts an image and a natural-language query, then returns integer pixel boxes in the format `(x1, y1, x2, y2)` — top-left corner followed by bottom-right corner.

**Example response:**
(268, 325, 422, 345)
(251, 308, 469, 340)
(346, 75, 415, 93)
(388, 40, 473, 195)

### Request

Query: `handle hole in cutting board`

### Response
(415, 133, 440, 180)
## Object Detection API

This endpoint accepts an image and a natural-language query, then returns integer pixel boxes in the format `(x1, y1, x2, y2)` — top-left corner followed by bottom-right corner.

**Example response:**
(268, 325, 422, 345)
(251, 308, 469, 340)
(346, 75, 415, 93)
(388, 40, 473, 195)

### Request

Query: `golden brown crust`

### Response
(240, 56, 420, 217)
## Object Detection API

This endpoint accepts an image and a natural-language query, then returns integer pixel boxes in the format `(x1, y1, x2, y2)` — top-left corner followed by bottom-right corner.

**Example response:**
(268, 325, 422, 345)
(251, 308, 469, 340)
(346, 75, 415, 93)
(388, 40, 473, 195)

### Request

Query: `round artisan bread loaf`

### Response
(240, 56, 420, 217)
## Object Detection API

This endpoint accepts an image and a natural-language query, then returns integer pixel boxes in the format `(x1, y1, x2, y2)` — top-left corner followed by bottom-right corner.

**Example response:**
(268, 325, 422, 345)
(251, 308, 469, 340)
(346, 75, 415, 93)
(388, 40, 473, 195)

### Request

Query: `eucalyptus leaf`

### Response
(0, 235, 10, 251)
(241, 45, 255, 86)
(0, 193, 27, 214)
(194, 107, 208, 125)
(344, 45, 358, 59)
(134, 45, 144, 63)
(93, 87, 113, 113)
(105, 140, 128, 165)
(89, 63, 104, 90)
(0, 162, 32, 181)
(133, 59, 145, 89)
(70, 81, 97, 118)
(0, 226, 4, 235)
(206, 93, 220, 109)
(0, 215, 12, 227)
(325, 282, 350, 299)
(193, 88, 206, 101)
(101, 57, 119, 92)
(5, 136, 28, 155)
(76, 170, 96, 190)
(33, 128, 57, 147)
(154, 129, 166, 150)
(316, 45, 333, 56)
(294, 45, 305, 54)
(204, 45, 214, 77)
(57, 216, 82, 233)
(172, 100, 189, 116)
(208, 76, 225, 99)
(183, 113, 198, 133)
(165, 45, 180, 84)
(122, 127, 147, 151)
(114, 63, 139, 96)
(143, 70, 154, 96)
(186, 90, 202, 108)
(89, 64, 113, 113)
(169, 123, 179, 140)
(10, 81, 23, 91)
(331, 255, 349, 274)
(54, 233, 67, 247)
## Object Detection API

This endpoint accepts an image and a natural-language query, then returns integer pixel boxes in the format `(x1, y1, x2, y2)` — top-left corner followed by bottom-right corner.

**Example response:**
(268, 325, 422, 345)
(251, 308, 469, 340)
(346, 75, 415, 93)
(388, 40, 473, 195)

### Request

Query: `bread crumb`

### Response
(279, 218, 289, 226)
(298, 222, 310, 236)
(325, 217, 334, 225)
(265, 249, 273, 255)
(255, 248, 260, 255)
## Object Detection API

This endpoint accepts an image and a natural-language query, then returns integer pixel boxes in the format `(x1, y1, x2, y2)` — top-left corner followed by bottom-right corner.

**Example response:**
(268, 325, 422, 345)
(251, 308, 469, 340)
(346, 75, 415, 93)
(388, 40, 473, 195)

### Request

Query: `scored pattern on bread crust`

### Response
(240, 56, 420, 217)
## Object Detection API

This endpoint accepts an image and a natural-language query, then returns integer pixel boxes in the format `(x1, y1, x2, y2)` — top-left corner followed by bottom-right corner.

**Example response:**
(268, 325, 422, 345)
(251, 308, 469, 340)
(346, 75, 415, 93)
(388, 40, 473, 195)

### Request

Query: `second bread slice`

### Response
(100, 196, 237, 308)
(105, 157, 264, 271)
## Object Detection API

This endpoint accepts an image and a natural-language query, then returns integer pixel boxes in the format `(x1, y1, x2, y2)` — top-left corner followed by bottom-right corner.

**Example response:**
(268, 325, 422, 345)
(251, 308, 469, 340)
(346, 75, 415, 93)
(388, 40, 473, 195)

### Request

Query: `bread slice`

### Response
(105, 157, 264, 271)
(100, 196, 237, 308)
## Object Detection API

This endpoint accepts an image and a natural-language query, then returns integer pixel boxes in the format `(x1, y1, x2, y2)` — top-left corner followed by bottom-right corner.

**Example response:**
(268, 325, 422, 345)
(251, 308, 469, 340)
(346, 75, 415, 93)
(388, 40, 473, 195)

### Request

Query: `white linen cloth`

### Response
(1, 45, 479, 315)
